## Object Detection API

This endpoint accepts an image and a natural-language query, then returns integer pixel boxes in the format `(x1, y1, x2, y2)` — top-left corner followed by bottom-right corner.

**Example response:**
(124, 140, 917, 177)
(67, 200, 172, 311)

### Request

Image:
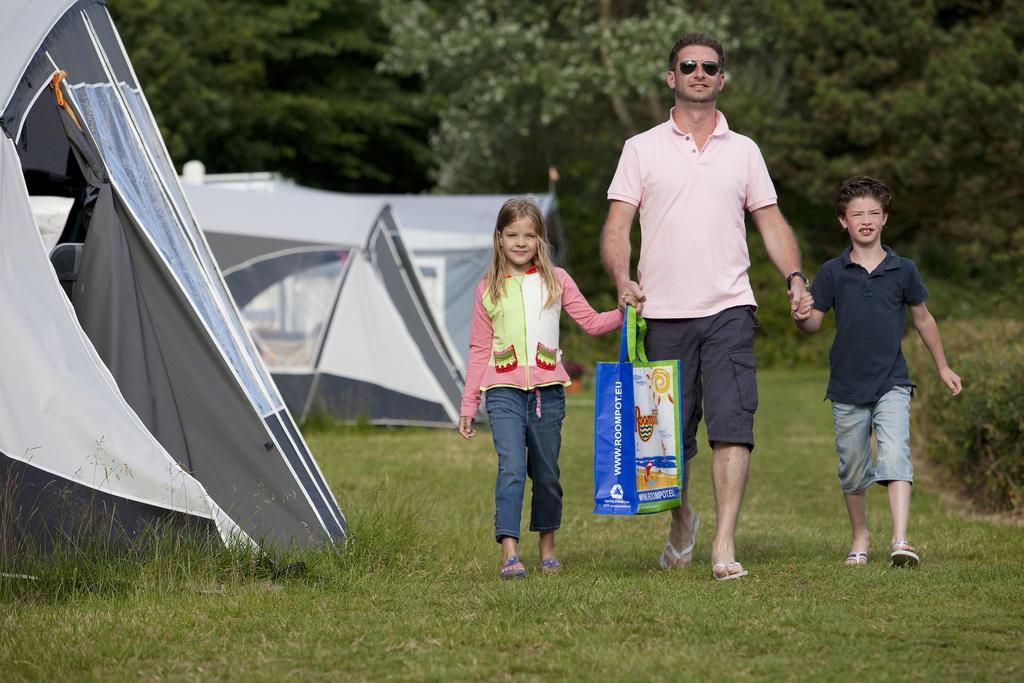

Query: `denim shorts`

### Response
(832, 385, 913, 493)
(644, 306, 759, 460)
(485, 384, 566, 542)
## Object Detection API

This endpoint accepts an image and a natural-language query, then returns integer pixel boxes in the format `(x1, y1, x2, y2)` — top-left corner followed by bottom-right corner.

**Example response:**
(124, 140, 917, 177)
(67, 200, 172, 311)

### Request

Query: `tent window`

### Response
(118, 85, 283, 408)
(68, 83, 275, 415)
(415, 256, 447, 330)
(241, 252, 347, 369)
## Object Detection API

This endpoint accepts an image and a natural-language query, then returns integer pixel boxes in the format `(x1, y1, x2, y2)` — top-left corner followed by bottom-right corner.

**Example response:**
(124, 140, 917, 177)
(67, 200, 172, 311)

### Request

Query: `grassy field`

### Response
(2, 369, 1022, 681)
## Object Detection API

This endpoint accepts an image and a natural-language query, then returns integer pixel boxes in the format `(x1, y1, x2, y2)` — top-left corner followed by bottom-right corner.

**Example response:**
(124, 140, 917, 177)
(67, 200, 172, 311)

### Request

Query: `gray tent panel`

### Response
(73, 188, 341, 548)
(1, 450, 217, 558)
(207, 231, 322, 272)
(307, 374, 451, 425)
(271, 373, 316, 418)
(74, 186, 192, 465)
(363, 208, 463, 420)
(264, 412, 344, 539)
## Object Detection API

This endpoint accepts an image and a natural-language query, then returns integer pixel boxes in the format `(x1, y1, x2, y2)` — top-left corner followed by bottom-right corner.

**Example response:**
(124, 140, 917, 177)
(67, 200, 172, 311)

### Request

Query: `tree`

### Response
(731, 0, 1024, 288)
(110, 0, 434, 192)
(381, 0, 735, 192)
(383, 0, 1024, 298)
(381, 0, 738, 302)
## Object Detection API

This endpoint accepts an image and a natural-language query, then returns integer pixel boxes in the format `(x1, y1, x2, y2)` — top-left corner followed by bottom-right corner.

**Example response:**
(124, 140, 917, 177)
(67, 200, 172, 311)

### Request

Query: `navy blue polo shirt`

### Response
(810, 246, 928, 404)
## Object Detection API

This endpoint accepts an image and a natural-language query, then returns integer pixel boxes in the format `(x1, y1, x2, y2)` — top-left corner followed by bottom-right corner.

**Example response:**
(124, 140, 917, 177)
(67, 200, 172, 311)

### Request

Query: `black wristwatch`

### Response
(786, 271, 809, 289)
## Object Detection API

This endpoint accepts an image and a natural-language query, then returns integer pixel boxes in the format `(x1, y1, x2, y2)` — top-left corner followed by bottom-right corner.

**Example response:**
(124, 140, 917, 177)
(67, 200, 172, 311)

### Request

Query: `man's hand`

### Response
(458, 416, 477, 439)
(939, 367, 963, 396)
(617, 280, 646, 313)
(789, 279, 812, 321)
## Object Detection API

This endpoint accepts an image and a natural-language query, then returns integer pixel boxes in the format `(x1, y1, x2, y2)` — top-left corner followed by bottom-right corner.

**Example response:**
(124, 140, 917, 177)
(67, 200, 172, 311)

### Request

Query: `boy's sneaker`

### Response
(890, 540, 920, 568)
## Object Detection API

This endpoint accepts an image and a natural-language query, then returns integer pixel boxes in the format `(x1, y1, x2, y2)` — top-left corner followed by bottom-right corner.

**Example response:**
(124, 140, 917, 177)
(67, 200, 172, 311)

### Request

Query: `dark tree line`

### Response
(114, 0, 1023, 302)
(112, 0, 434, 193)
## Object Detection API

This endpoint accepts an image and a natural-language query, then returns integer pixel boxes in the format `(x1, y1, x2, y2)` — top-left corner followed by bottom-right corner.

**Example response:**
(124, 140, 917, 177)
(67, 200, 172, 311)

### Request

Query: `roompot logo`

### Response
(635, 407, 656, 442)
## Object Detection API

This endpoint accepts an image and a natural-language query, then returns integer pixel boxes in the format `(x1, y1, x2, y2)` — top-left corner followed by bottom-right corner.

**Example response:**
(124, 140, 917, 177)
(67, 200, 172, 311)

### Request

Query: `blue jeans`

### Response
(485, 385, 566, 542)
(832, 385, 913, 493)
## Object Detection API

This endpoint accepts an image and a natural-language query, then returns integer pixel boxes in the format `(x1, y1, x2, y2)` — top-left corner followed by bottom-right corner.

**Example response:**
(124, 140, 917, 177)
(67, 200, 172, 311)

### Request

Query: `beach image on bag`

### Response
(634, 367, 680, 497)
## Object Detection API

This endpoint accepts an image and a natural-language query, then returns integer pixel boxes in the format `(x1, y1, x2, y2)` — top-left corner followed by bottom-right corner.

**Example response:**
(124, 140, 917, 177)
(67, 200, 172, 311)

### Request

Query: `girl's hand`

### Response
(458, 416, 477, 439)
(939, 367, 962, 396)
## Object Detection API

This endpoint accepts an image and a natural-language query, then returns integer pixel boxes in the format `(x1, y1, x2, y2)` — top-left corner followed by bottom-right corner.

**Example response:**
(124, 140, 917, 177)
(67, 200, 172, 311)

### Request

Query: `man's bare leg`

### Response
(663, 487, 698, 567)
(710, 442, 750, 577)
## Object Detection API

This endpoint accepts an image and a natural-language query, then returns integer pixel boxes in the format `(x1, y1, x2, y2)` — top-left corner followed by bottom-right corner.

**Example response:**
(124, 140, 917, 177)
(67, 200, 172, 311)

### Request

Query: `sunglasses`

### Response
(678, 59, 721, 76)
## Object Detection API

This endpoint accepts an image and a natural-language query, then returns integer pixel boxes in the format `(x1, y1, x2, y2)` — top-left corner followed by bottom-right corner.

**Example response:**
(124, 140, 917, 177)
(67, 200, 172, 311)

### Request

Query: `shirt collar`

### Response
(841, 245, 901, 271)
(668, 108, 729, 138)
(504, 266, 538, 278)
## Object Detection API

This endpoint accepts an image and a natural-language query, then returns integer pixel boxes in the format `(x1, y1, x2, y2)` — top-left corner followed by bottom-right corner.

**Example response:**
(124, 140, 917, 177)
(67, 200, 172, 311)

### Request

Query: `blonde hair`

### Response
(485, 198, 562, 307)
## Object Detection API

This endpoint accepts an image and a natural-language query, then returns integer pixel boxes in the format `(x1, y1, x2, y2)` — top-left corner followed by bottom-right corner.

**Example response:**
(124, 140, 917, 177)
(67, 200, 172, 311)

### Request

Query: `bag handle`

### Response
(618, 306, 649, 363)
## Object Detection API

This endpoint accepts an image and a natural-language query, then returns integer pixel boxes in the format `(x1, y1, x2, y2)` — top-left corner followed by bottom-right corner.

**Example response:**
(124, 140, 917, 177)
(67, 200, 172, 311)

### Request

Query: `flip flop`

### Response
(712, 561, 748, 581)
(890, 540, 920, 568)
(500, 555, 528, 580)
(540, 558, 562, 574)
(659, 515, 699, 569)
(844, 551, 869, 566)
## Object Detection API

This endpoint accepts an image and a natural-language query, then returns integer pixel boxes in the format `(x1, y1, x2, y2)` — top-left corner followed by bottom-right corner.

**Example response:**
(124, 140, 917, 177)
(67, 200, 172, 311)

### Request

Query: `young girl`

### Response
(459, 198, 625, 579)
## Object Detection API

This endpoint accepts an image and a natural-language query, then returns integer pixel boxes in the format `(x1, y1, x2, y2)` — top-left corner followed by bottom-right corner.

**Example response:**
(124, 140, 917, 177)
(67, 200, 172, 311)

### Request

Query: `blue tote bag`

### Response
(593, 306, 683, 515)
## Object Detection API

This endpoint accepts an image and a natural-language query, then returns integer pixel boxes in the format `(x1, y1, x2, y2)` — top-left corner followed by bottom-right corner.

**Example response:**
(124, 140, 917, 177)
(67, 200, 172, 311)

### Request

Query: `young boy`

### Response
(795, 175, 962, 568)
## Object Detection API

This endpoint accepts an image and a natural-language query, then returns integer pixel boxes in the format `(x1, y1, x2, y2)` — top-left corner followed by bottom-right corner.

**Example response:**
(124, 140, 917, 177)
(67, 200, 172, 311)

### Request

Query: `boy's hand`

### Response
(939, 367, 962, 396)
(458, 416, 477, 439)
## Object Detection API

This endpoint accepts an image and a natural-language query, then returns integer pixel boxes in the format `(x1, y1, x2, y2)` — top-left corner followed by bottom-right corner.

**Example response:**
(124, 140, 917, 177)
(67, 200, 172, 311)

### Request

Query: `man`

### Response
(600, 32, 811, 580)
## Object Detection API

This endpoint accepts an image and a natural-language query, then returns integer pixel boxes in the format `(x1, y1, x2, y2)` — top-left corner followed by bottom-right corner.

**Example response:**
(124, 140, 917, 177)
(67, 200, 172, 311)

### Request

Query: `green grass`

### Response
(2, 370, 1022, 681)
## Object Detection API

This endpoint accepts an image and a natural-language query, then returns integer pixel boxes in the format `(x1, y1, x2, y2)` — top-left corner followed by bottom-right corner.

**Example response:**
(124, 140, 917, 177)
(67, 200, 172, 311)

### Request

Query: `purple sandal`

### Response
(500, 556, 528, 580)
(540, 558, 562, 574)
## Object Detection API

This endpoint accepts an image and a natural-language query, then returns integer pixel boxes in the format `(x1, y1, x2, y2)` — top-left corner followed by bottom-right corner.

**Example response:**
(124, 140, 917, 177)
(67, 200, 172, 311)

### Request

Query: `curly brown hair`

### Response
(835, 175, 892, 217)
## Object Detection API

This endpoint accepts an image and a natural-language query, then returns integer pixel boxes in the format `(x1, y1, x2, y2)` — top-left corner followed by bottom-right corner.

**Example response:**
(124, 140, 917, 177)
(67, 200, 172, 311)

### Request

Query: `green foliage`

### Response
(906, 319, 1024, 515)
(109, 0, 433, 191)
(380, 0, 737, 310)
(741, 0, 1024, 290)
(380, 0, 730, 192)
(381, 0, 1022, 352)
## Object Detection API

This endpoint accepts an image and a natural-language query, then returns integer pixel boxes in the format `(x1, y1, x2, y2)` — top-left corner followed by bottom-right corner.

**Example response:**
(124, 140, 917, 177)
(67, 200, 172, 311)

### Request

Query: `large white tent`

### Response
(186, 179, 468, 427)
(1, 0, 345, 556)
(183, 173, 563, 370)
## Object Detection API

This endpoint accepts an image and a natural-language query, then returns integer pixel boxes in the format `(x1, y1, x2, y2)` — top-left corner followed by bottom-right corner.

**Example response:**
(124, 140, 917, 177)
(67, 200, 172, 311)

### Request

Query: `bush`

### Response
(905, 319, 1024, 515)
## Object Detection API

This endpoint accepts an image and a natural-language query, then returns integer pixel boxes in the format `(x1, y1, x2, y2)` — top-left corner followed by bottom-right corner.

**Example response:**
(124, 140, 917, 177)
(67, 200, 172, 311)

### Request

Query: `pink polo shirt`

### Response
(607, 109, 777, 318)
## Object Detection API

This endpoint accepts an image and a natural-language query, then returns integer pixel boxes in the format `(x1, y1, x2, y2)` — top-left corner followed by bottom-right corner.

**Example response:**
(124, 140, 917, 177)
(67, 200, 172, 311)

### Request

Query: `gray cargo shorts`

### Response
(643, 305, 758, 460)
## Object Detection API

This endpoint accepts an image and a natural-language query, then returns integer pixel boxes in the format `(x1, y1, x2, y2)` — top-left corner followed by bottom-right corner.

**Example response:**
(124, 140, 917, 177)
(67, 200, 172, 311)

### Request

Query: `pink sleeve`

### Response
(744, 140, 778, 211)
(558, 269, 623, 335)
(460, 280, 492, 417)
(606, 139, 642, 207)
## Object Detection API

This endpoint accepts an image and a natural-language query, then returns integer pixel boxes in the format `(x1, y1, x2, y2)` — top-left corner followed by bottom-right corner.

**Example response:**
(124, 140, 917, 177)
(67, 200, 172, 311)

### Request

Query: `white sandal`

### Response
(659, 515, 699, 569)
(712, 561, 748, 581)
(890, 540, 920, 568)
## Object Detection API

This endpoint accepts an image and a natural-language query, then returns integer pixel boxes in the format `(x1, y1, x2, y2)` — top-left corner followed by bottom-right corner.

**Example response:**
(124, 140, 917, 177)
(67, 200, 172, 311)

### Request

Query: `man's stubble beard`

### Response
(676, 82, 720, 105)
